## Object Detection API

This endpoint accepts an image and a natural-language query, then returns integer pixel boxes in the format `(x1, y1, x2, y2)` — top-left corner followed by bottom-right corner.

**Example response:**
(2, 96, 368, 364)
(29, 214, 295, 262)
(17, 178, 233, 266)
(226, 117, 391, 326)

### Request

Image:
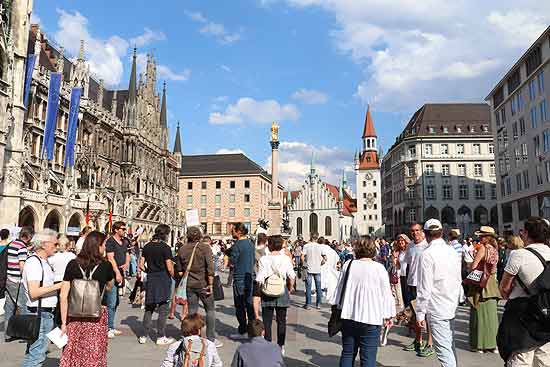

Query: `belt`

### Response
(28, 307, 55, 313)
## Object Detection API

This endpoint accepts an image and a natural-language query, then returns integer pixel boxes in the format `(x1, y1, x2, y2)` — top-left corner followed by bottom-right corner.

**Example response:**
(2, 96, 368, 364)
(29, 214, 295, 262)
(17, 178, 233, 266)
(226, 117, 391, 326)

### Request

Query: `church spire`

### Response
(362, 105, 377, 152)
(124, 48, 138, 127)
(160, 81, 167, 128)
(173, 121, 182, 154)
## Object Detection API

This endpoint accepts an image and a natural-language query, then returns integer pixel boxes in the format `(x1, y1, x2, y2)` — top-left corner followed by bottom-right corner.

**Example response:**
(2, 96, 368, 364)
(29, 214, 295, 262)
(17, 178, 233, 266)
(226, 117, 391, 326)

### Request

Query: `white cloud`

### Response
(130, 28, 166, 47)
(185, 10, 243, 44)
(264, 141, 353, 190)
(209, 97, 300, 125)
(158, 65, 191, 81)
(269, 1, 550, 111)
(291, 88, 328, 104)
(216, 148, 245, 155)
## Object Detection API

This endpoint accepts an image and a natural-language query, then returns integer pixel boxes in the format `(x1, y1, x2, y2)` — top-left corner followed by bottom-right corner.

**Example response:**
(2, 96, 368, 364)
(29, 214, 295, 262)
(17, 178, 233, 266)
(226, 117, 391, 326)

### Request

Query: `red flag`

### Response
(85, 197, 90, 225)
(108, 203, 113, 233)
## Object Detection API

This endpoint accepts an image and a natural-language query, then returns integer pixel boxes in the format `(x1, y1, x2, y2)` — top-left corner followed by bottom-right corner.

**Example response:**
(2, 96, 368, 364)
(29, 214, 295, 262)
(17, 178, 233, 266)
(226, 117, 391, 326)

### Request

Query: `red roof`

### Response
(362, 106, 377, 138)
(324, 183, 357, 217)
(358, 151, 379, 169)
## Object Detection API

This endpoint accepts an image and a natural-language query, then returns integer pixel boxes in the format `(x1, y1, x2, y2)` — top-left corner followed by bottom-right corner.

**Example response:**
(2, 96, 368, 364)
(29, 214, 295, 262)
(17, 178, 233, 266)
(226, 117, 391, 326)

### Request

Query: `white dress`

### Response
(320, 245, 340, 301)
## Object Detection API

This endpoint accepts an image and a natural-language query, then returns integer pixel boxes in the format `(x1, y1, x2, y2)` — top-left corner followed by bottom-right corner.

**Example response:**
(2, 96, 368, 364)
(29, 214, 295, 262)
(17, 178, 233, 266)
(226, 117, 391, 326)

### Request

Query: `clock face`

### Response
(365, 172, 373, 180)
(366, 196, 375, 209)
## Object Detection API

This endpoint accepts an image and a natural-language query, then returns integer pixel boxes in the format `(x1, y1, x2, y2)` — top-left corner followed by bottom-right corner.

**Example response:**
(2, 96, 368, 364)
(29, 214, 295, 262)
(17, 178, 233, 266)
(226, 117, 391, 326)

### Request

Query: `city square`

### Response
(0, 1, 549, 367)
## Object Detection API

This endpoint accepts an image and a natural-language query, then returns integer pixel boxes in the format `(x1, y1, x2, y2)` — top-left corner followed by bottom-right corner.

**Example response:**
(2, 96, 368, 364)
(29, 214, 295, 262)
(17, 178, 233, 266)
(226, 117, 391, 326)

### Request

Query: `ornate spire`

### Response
(124, 48, 138, 127)
(362, 105, 377, 138)
(173, 121, 182, 154)
(78, 40, 85, 61)
(160, 81, 167, 127)
(310, 151, 315, 174)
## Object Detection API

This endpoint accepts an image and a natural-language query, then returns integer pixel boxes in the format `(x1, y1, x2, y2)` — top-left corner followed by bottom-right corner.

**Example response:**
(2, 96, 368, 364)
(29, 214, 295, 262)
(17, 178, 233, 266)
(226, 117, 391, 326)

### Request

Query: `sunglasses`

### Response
(118, 227, 127, 231)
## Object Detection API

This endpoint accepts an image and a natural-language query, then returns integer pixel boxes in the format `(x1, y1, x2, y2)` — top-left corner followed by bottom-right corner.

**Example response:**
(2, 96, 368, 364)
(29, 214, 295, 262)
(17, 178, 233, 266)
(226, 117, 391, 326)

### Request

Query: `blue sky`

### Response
(34, 0, 550, 190)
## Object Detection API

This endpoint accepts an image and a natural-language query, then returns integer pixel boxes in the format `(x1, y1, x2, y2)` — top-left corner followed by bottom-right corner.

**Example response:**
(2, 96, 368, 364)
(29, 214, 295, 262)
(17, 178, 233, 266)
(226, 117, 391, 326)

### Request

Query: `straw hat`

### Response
(450, 228, 461, 236)
(475, 226, 496, 238)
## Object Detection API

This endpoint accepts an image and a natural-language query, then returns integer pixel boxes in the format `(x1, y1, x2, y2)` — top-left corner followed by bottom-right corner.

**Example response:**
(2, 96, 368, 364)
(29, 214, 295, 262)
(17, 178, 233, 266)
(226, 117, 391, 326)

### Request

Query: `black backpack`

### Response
(516, 247, 550, 342)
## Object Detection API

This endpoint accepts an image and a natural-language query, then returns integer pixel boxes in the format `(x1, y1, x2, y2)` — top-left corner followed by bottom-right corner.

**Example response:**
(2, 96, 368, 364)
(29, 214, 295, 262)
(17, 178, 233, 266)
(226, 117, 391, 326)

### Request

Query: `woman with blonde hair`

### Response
(395, 234, 411, 309)
(467, 226, 500, 353)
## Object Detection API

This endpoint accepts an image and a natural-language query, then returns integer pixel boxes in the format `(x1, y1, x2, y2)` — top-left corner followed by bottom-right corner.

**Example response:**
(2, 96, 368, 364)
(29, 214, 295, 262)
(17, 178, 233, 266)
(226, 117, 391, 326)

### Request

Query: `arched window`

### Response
(309, 213, 318, 236)
(325, 216, 332, 236)
(296, 217, 303, 236)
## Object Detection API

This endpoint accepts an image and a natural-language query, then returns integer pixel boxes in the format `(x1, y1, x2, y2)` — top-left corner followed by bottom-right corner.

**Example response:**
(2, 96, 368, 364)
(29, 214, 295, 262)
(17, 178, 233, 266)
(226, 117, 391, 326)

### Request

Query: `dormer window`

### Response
(482, 125, 489, 132)
(455, 125, 462, 133)
(428, 126, 435, 134)
(469, 125, 475, 133)
(442, 126, 449, 134)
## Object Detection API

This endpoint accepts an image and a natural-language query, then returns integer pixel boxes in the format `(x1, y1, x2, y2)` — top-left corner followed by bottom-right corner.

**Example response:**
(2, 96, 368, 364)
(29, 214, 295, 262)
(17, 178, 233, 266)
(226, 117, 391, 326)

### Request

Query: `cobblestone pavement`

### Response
(1, 273, 504, 366)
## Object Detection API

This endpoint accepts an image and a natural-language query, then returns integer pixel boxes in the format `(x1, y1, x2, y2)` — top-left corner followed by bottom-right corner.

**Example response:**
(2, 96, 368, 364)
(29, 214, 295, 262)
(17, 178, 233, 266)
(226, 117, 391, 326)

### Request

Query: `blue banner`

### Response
(42, 72, 62, 161)
(64, 87, 82, 167)
(23, 54, 36, 109)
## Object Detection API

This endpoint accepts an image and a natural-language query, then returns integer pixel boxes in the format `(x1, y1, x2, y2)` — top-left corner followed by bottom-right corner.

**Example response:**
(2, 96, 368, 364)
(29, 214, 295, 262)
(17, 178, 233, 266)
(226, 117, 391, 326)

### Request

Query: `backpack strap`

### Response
(515, 248, 549, 296)
(199, 339, 206, 367)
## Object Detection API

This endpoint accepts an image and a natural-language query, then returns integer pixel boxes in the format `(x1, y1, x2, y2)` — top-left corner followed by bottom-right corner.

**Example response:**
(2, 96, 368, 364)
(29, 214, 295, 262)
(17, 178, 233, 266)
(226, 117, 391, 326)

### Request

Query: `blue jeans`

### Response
(305, 273, 322, 307)
(428, 316, 457, 367)
(129, 255, 137, 277)
(22, 311, 54, 367)
(340, 320, 380, 367)
(3, 280, 28, 340)
(103, 284, 119, 330)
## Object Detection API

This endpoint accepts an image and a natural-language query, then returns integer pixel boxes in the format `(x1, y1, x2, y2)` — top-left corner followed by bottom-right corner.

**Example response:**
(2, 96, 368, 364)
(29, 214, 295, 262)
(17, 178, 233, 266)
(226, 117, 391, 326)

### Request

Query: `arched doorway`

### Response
(457, 205, 472, 236)
(325, 216, 332, 236)
(425, 206, 439, 220)
(309, 213, 318, 237)
(297, 217, 303, 237)
(18, 206, 37, 230)
(474, 206, 489, 225)
(441, 206, 456, 226)
(490, 206, 498, 227)
(44, 209, 62, 232)
(67, 213, 82, 229)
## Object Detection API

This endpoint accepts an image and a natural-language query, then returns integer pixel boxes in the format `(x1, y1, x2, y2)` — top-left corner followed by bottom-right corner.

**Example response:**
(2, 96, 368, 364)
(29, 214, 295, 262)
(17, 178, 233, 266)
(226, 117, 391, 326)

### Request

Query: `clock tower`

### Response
(354, 106, 382, 237)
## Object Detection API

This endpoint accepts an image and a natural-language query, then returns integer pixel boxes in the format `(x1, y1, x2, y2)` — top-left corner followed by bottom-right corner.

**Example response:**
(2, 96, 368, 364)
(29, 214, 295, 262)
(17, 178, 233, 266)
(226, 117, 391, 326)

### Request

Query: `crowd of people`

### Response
(1, 216, 549, 367)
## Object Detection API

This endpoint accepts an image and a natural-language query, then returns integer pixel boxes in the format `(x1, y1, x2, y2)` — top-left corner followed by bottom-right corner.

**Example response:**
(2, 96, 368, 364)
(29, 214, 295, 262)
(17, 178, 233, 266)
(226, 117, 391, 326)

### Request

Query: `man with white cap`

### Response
(416, 219, 462, 367)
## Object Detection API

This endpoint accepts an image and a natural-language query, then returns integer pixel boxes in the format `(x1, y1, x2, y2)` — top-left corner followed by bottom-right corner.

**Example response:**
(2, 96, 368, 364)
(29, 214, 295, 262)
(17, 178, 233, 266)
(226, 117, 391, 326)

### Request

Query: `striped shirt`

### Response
(450, 240, 463, 256)
(7, 239, 28, 283)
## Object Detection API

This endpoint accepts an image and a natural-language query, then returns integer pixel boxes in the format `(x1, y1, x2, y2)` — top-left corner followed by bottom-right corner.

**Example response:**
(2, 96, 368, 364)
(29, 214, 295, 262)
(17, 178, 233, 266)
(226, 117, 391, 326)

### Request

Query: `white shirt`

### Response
(505, 243, 550, 299)
(398, 251, 407, 276)
(162, 336, 222, 367)
(256, 253, 296, 284)
(416, 238, 462, 322)
(23, 255, 57, 308)
(331, 260, 396, 326)
(303, 242, 327, 274)
(75, 236, 86, 254)
(48, 251, 76, 282)
(405, 239, 428, 287)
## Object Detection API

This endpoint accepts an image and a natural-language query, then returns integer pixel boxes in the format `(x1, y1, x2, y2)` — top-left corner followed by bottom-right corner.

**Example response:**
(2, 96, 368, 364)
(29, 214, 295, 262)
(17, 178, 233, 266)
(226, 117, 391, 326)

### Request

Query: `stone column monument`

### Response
(268, 122, 282, 235)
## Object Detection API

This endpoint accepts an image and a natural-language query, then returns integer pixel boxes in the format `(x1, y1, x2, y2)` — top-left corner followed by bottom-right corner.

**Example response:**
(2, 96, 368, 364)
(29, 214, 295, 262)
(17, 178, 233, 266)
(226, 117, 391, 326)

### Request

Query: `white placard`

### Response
(46, 327, 68, 349)
(185, 209, 200, 227)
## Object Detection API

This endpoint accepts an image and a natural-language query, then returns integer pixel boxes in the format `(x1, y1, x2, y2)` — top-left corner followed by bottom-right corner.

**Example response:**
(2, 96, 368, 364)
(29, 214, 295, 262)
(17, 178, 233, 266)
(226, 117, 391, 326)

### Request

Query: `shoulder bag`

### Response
(68, 264, 102, 318)
(6, 255, 43, 341)
(463, 251, 490, 289)
(175, 243, 199, 305)
(328, 259, 354, 337)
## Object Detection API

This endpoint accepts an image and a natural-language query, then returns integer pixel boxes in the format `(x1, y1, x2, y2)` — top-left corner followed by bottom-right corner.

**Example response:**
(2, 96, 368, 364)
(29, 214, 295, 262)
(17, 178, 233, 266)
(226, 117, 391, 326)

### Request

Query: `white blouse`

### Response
(331, 259, 396, 326)
(256, 253, 296, 284)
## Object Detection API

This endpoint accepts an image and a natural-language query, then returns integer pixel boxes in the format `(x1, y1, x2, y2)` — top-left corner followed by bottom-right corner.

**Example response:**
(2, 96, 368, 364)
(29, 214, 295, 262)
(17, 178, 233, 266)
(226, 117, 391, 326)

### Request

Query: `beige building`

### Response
(0, 6, 180, 243)
(381, 103, 496, 238)
(179, 154, 284, 238)
(486, 26, 550, 233)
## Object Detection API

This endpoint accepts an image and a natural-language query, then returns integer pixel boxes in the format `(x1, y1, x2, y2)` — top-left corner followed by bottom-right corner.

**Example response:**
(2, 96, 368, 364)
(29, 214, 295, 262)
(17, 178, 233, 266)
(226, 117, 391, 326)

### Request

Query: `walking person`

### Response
(403, 223, 434, 357)
(395, 234, 410, 310)
(138, 224, 175, 345)
(331, 238, 396, 367)
(59, 231, 115, 367)
(104, 221, 130, 338)
(498, 216, 550, 365)
(253, 233, 269, 319)
(301, 232, 327, 310)
(416, 219, 463, 367)
(229, 223, 256, 339)
(176, 226, 222, 347)
(467, 226, 500, 353)
(2, 226, 33, 342)
(256, 235, 296, 355)
(21, 229, 63, 367)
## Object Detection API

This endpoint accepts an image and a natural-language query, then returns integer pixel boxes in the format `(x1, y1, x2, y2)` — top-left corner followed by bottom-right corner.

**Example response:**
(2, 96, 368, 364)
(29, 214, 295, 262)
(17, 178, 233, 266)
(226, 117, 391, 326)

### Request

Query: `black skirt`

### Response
(144, 272, 172, 305)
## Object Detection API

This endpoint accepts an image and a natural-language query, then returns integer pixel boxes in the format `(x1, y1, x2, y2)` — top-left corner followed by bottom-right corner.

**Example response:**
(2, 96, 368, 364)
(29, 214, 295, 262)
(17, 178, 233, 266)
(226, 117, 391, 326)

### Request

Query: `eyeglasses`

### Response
(118, 228, 127, 231)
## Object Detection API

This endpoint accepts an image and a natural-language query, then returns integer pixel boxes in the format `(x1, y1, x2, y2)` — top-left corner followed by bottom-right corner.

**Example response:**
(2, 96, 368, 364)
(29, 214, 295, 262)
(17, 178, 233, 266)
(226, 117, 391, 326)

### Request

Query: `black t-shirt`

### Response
(63, 259, 115, 294)
(105, 237, 128, 267)
(142, 241, 172, 274)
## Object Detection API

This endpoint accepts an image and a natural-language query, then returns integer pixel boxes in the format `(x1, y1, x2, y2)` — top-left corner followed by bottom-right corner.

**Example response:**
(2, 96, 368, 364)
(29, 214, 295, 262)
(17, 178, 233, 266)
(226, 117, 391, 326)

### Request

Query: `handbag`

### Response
(175, 243, 199, 305)
(328, 259, 354, 337)
(213, 275, 224, 301)
(463, 253, 490, 289)
(68, 264, 102, 318)
(6, 255, 43, 341)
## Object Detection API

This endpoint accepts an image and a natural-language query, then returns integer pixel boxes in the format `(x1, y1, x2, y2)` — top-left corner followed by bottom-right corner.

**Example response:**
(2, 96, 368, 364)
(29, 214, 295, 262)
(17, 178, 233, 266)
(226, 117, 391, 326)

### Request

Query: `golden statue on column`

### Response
(271, 121, 279, 142)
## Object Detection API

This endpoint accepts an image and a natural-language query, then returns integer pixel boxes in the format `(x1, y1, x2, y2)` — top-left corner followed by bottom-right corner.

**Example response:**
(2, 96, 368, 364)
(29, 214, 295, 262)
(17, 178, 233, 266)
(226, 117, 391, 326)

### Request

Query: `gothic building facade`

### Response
(0, 4, 181, 243)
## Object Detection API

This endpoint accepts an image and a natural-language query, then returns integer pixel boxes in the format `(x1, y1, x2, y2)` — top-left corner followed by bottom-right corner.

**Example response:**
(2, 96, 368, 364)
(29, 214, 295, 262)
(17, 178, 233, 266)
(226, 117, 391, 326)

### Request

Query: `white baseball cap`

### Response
(424, 218, 443, 231)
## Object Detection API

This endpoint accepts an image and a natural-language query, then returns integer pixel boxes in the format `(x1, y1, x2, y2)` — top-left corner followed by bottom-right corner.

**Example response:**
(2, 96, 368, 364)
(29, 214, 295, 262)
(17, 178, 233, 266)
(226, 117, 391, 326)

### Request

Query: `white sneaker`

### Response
(112, 329, 123, 336)
(156, 336, 175, 345)
(214, 339, 223, 348)
(230, 333, 248, 340)
(281, 346, 285, 356)
(138, 336, 147, 344)
(107, 329, 116, 339)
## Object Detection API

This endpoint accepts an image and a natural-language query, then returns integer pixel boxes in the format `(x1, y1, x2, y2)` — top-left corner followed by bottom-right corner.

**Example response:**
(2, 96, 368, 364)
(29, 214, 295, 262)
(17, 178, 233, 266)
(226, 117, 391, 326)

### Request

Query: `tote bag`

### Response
(175, 244, 199, 305)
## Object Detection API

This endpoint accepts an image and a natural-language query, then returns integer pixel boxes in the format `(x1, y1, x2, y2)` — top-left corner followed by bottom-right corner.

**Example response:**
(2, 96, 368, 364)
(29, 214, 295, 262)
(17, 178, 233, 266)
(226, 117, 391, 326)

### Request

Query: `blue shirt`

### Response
(231, 337, 285, 367)
(230, 239, 255, 281)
